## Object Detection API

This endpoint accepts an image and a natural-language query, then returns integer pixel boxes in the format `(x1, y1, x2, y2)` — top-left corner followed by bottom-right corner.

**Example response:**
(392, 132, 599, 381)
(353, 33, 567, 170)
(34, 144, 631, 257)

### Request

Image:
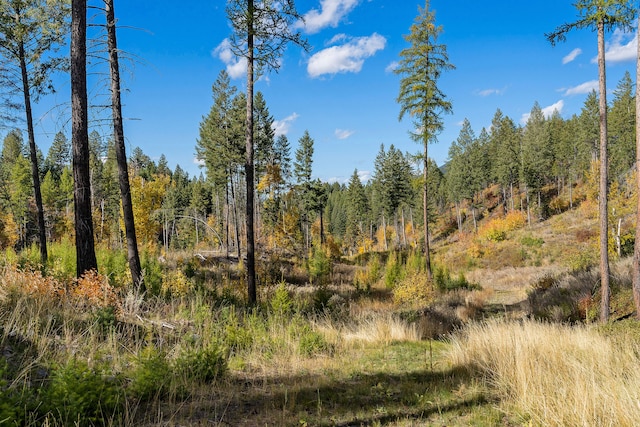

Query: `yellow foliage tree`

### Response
(128, 173, 170, 246)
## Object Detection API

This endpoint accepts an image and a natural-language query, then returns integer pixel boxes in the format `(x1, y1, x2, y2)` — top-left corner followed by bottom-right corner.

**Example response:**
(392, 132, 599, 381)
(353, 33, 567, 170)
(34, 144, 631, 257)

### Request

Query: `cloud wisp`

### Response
(273, 113, 300, 137)
(307, 33, 386, 78)
(213, 39, 247, 79)
(562, 48, 582, 64)
(296, 0, 360, 34)
(476, 87, 507, 97)
(521, 100, 564, 124)
(335, 128, 355, 139)
(563, 80, 598, 96)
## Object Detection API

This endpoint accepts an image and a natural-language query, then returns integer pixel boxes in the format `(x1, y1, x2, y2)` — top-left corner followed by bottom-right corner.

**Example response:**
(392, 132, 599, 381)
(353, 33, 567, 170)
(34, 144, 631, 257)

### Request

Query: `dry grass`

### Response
(448, 319, 640, 426)
(316, 311, 422, 347)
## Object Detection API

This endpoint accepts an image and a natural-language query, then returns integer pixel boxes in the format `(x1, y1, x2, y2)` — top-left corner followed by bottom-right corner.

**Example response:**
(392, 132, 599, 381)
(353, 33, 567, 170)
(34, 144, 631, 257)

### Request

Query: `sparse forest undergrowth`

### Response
(2, 188, 640, 425)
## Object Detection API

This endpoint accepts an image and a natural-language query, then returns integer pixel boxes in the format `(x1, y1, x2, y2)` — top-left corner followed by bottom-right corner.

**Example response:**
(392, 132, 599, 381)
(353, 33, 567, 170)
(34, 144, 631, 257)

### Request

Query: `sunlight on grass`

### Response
(448, 319, 640, 427)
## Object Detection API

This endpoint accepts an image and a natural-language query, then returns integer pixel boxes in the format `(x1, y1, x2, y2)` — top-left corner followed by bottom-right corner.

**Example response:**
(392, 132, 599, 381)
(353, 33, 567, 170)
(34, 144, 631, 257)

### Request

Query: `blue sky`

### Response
(21, 0, 640, 184)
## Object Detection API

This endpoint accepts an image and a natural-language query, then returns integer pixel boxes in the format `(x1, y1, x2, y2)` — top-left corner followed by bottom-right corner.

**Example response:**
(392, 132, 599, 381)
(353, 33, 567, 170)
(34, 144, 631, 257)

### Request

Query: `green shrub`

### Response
(140, 250, 164, 296)
(299, 330, 330, 356)
(308, 247, 332, 285)
(97, 248, 128, 286)
(175, 343, 227, 382)
(0, 359, 22, 424)
(270, 282, 293, 316)
(44, 359, 124, 425)
(384, 252, 404, 290)
(405, 250, 425, 275)
(128, 346, 171, 401)
(288, 317, 331, 357)
(433, 266, 478, 292)
(521, 235, 544, 247)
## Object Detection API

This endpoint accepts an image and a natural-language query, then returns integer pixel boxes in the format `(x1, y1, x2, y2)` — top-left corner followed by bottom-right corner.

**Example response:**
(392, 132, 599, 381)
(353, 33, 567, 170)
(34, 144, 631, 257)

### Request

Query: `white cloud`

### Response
(272, 112, 299, 137)
(193, 157, 205, 167)
(213, 39, 247, 79)
(520, 100, 564, 124)
(590, 28, 638, 64)
(357, 170, 371, 183)
(563, 80, 598, 96)
(477, 87, 506, 97)
(385, 61, 399, 73)
(562, 48, 582, 64)
(542, 100, 564, 118)
(335, 128, 355, 139)
(307, 33, 386, 78)
(297, 0, 360, 34)
(603, 28, 637, 63)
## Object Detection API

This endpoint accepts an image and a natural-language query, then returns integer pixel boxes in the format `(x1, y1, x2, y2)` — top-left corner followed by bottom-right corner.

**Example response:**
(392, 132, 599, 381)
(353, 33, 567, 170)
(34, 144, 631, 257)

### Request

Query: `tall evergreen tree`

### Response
(226, 0, 308, 304)
(71, 0, 97, 276)
(608, 71, 635, 179)
(345, 169, 369, 251)
(395, 0, 454, 279)
(633, 15, 640, 319)
(294, 130, 314, 248)
(0, 0, 69, 264)
(44, 131, 70, 180)
(491, 113, 521, 211)
(521, 102, 553, 220)
(547, 0, 635, 322)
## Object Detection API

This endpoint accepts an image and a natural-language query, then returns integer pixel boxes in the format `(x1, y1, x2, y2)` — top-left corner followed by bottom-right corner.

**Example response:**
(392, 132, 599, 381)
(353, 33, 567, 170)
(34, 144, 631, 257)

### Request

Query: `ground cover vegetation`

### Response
(2, 0, 640, 425)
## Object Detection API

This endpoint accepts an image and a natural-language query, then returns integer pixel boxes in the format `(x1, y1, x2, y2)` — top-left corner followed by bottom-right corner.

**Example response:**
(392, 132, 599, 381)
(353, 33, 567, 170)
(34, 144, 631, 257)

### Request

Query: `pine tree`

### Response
(294, 130, 314, 249)
(609, 71, 635, 179)
(0, 0, 69, 263)
(395, 0, 454, 278)
(226, 0, 308, 304)
(44, 131, 71, 180)
(345, 169, 368, 252)
(104, 0, 143, 289)
(547, 0, 635, 322)
(71, 0, 98, 276)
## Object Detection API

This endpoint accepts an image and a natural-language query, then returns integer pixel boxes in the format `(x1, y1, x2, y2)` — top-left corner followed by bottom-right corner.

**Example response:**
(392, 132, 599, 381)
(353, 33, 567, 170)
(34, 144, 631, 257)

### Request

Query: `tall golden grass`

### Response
(448, 320, 640, 426)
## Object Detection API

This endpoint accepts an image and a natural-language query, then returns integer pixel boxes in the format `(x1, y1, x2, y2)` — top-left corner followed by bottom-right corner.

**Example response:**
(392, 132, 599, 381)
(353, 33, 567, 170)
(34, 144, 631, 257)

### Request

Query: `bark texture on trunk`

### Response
(597, 18, 610, 322)
(105, 0, 143, 290)
(71, 0, 98, 276)
(19, 40, 47, 264)
(632, 14, 640, 319)
(423, 140, 432, 280)
(245, 0, 257, 304)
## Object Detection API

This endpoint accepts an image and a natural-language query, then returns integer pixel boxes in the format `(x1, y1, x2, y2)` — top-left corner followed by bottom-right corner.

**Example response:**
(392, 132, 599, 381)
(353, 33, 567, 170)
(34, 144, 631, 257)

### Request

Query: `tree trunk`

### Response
(71, 0, 97, 277)
(423, 139, 432, 280)
(105, 0, 143, 290)
(245, 0, 257, 304)
(320, 209, 324, 245)
(19, 40, 47, 265)
(225, 181, 230, 258)
(401, 208, 407, 247)
(597, 17, 610, 322)
(230, 172, 241, 260)
(569, 175, 573, 210)
(510, 181, 515, 211)
(382, 214, 387, 251)
(632, 13, 640, 319)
